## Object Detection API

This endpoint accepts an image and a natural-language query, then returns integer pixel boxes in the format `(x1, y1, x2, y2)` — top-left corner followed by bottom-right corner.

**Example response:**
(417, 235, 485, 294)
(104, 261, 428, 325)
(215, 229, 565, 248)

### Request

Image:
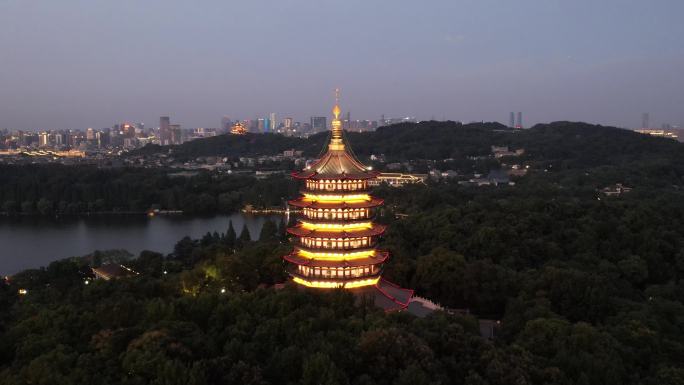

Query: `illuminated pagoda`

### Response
(230, 122, 247, 135)
(283, 90, 413, 310)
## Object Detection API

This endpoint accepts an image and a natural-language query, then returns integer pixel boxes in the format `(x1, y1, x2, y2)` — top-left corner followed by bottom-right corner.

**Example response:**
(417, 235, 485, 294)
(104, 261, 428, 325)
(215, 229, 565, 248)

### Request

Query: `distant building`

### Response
(38, 132, 49, 147)
(491, 145, 525, 158)
(601, 183, 632, 196)
(269, 113, 276, 132)
(310, 116, 327, 133)
(231, 122, 247, 135)
(170, 124, 182, 145)
(95, 131, 110, 148)
(221, 116, 232, 132)
(159, 116, 171, 145)
(634, 129, 678, 140)
(91, 264, 138, 280)
(367, 173, 428, 187)
(515, 112, 523, 129)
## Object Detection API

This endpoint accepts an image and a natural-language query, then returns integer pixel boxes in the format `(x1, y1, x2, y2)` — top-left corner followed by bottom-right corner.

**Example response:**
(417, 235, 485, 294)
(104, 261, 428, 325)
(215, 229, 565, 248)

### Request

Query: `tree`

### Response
(277, 217, 287, 242)
(238, 224, 251, 247)
(259, 219, 278, 242)
(225, 220, 237, 248)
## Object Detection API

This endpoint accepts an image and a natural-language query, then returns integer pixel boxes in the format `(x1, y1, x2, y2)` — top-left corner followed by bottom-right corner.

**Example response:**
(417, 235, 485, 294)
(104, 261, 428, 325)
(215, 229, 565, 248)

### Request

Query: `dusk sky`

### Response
(1, 0, 683, 130)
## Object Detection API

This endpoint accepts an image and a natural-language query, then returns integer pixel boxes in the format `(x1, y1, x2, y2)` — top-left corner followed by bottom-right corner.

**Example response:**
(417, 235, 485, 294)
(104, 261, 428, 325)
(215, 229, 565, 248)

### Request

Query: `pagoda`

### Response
(230, 122, 247, 135)
(283, 92, 413, 311)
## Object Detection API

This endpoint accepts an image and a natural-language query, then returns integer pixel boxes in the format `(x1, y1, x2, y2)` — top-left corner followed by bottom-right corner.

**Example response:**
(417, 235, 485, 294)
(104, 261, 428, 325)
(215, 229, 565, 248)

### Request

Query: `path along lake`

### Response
(0, 213, 281, 275)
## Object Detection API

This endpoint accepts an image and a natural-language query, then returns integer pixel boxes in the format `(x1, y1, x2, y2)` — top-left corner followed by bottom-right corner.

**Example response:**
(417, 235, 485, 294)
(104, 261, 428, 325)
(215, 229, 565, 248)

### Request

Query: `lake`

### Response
(0, 213, 282, 275)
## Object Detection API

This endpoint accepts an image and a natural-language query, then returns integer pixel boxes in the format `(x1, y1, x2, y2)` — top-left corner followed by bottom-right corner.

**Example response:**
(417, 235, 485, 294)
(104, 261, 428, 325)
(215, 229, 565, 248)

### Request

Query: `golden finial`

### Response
(329, 88, 344, 150)
(332, 88, 341, 119)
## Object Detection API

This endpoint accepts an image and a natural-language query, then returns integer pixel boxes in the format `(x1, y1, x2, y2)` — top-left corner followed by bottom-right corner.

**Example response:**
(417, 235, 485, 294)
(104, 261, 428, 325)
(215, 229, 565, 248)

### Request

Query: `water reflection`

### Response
(0, 213, 280, 275)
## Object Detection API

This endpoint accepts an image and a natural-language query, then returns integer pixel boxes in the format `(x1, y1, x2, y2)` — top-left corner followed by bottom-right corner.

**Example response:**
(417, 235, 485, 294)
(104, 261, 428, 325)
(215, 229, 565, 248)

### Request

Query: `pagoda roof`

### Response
(287, 224, 386, 238)
(284, 251, 389, 268)
(293, 149, 377, 180)
(288, 198, 383, 209)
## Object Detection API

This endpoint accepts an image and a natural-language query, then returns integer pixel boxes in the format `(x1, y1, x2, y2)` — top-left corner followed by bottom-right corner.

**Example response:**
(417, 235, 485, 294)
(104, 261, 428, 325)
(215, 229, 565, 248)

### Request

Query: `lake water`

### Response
(0, 213, 282, 275)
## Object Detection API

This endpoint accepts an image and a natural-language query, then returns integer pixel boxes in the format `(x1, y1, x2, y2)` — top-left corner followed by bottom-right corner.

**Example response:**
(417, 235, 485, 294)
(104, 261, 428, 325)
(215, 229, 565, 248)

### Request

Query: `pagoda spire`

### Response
(329, 88, 345, 151)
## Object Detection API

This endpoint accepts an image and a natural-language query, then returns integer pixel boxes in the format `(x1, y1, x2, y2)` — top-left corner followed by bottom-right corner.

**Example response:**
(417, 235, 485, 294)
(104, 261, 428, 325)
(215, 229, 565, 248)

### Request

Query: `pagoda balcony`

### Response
(298, 217, 374, 225)
(298, 190, 372, 201)
(294, 238, 378, 251)
(292, 247, 388, 261)
(284, 251, 388, 268)
(299, 212, 374, 223)
(286, 264, 384, 283)
(286, 224, 386, 239)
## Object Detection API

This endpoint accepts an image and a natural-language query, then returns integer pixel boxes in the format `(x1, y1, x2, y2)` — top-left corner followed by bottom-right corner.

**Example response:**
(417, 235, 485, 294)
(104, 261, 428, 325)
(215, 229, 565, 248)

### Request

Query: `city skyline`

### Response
(1, 1, 683, 130)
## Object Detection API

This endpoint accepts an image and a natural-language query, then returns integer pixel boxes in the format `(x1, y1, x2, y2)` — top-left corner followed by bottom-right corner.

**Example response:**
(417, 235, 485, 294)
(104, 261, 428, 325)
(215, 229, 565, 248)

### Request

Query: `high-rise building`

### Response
(221, 116, 232, 132)
(38, 132, 49, 147)
(284, 117, 293, 129)
(269, 113, 276, 132)
(257, 118, 266, 133)
(160, 116, 171, 145)
(642, 113, 650, 129)
(95, 131, 110, 148)
(170, 124, 182, 145)
(122, 123, 135, 138)
(509, 112, 515, 128)
(516, 112, 523, 129)
(54, 132, 67, 146)
(310, 116, 327, 133)
(86, 128, 95, 141)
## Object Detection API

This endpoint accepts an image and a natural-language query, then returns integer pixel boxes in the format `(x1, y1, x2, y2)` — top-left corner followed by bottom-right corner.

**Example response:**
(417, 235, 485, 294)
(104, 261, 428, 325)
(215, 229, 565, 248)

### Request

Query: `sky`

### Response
(1, 0, 683, 130)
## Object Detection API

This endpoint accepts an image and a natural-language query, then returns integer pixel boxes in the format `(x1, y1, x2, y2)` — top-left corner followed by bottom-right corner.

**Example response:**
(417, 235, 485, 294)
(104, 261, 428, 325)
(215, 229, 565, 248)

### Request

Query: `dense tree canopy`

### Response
(2, 122, 684, 383)
(0, 166, 297, 216)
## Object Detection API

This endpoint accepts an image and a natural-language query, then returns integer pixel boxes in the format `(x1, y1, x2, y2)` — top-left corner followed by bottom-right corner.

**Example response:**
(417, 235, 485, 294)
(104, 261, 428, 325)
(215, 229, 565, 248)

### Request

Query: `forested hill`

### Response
(131, 121, 684, 167)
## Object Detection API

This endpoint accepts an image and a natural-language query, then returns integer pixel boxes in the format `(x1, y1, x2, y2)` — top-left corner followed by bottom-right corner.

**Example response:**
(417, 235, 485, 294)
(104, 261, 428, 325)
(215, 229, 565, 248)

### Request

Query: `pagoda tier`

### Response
(282, 93, 389, 289)
(288, 197, 383, 209)
(284, 251, 389, 268)
(286, 224, 386, 238)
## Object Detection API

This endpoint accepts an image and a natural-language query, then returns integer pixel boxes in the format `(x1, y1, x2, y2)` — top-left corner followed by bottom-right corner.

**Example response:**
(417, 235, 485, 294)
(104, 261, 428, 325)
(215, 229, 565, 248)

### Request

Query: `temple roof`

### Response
(293, 90, 377, 181)
(287, 224, 386, 238)
(293, 150, 377, 180)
